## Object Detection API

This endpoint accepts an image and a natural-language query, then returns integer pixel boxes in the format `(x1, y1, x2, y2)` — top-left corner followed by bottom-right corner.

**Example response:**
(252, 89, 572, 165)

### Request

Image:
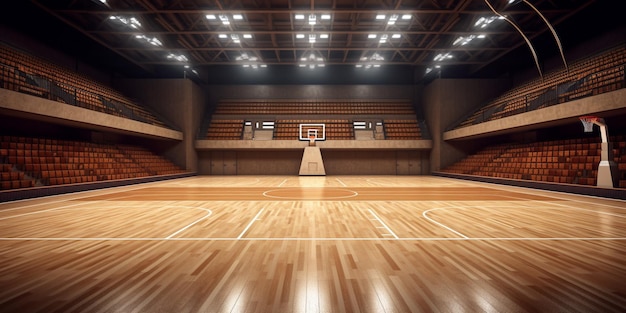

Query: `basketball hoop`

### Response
(309, 135, 316, 146)
(579, 115, 599, 133)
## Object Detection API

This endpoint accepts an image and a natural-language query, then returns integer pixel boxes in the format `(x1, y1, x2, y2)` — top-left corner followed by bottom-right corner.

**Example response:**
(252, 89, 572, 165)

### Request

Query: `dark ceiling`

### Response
(1, 0, 622, 81)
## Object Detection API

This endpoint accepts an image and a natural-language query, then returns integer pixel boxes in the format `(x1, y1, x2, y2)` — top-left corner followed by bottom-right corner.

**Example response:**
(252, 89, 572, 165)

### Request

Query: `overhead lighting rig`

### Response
(453, 34, 486, 46)
(474, 16, 503, 28)
(167, 53, 188, 62)
(206, 13, 245, 25)
(294, 13, 332, 25)
(375, 13, 411, 25)
(367, 33, 402, 44)
(135, 35, 162, 46)
(236, 53, 267, 69)
(355, 53, 385, 69)
(108, 16, 141, 29)
(299, 51, 325, 69)
(433, 52, 453, 62)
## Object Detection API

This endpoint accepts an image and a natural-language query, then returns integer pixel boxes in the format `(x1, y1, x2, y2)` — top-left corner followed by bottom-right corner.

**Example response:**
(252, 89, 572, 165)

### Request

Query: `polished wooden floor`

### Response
(0, 176, 625, 313)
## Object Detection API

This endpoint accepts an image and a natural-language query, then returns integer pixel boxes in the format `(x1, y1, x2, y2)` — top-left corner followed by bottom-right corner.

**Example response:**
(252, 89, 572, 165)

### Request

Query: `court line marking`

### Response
(0, 201, 99, 221)
(422, 207, 469, 239)
(278, 179, 288, 187)
(262, 188, 359, 200)
(0, 204, 215, 239)
(166, 209, 213, 239)
(335, 178, 347, 187)
(497, 194, 626, 218)
(367, 208, 399, 239)
(237, 208, 264, 239)
(423, 204, 626, 240)
(3, 178, 623, 240)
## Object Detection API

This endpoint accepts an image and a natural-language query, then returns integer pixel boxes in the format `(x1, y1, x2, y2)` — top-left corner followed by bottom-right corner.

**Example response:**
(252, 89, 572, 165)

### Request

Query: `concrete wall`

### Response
(422, 78, 509, 172)
(207, 85, 416, 106)
(197, 149, 429, 175)
(0, 88, 182, 140)
(114, 78, 206, 172)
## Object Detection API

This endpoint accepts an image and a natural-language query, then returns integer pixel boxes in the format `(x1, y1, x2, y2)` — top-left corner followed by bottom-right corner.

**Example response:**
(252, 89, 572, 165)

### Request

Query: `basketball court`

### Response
(1, 175, 625, 312)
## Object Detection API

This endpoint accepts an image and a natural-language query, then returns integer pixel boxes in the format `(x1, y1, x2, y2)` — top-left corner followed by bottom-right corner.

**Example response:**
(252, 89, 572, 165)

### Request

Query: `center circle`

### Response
(263, 188, 358, 200)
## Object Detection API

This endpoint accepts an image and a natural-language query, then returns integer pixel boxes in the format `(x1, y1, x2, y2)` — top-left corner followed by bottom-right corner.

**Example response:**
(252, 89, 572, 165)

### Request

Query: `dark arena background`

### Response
(1, 1, 625, 312)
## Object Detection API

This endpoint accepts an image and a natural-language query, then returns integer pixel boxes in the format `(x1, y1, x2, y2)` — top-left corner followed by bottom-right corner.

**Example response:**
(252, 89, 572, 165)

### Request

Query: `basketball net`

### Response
(579, 115, 608, 143)
(309, 135, 316, 146)
(579, 116, 600, 133)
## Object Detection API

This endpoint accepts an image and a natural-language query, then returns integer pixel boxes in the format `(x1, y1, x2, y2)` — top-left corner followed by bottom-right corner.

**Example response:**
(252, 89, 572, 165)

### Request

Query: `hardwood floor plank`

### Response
(0, 176, 625, 312)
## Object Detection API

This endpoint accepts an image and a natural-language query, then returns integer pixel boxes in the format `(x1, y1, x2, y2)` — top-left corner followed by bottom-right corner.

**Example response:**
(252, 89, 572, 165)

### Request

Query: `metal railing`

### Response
(0, 62, 179, 131)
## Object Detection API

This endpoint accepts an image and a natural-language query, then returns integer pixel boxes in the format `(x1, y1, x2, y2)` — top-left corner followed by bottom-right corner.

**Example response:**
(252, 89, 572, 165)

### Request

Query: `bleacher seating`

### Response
(206, 120, 244, 140)
(454, 44, 625, 129)
(212, 100, 416, 115)
(0, 44, 171, 129)
(441, 136, 626, 188)
(383, 119, 422, 140)
(0, 163, 35, 190)
(0, 135, 187, 191)
(204, 100, 424, 140)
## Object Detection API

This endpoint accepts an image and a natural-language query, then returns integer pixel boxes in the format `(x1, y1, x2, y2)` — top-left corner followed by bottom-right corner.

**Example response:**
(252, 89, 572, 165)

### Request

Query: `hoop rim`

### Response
(579, 115, 599, 122)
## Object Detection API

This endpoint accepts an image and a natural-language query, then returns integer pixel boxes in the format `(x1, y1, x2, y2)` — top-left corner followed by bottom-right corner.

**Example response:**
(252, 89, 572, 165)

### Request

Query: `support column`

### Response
(597, 142, 619, 188)
(299, 146, 326, 176)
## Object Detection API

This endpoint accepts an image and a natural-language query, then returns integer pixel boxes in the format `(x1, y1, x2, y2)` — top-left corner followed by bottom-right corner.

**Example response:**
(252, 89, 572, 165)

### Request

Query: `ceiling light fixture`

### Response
(236, 53, 266, 69)
(356, 52, 385, 69)
(368, 33, 401, 43)
(167, 53, 188, 62)
(388, 14, 399, 25)
(296, 34, 329, 43)
(452, 34, 485, 46)
(219, 15, 230, 25)
(109, 16, 141, 29)
(294, 13, 332, 24)
(135, 35, 162, 46)
(433, 52, 453, 61)
(299, 50, 325, 69)
(474, 16, 503, 28)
